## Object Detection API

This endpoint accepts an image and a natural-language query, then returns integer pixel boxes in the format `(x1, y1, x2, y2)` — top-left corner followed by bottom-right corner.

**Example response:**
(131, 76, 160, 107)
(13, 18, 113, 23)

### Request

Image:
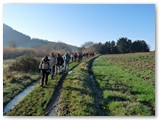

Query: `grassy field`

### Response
(3, 59, 40, 107)
(7, 61, 80, 116)
(4, 52, 155, 116)
(92, 52, 155, 116)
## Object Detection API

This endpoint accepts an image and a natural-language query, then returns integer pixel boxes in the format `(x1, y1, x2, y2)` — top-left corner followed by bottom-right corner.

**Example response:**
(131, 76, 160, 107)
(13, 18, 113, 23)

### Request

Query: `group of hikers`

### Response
(39, 52, 95, 87)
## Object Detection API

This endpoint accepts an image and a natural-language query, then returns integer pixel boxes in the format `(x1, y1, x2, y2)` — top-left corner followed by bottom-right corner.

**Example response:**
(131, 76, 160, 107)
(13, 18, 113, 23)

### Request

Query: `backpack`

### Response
(59, 57, 64, 66)
(41, 61, 50, 69)
(64, 54, 70, 62)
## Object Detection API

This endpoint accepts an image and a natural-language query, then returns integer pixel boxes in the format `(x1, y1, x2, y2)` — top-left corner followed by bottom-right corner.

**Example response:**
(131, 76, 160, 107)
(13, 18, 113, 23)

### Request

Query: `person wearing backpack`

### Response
(63, 52, 70, 71)
(78, 52, 83, 62)
(56, 54, 64, 74)
(70, 53, 74, 62)
(74, 52, 77, 61)
(49, 52, 56, 80)
(39, 56, 50, 87)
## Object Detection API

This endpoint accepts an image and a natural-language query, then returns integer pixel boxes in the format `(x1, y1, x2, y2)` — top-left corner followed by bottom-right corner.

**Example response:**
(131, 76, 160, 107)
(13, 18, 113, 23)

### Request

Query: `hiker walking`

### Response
(83, 53, 86, 58)
(70, 53, 74, 62)
(78, 52, 83, 61)
(55, 54, 64, 74)
(39, 56, 50, 86)
(49, 52, 56, 79)
(86, 53, 89, 58)
(63, 52, 70, 71)
(74, 52, 78, 61)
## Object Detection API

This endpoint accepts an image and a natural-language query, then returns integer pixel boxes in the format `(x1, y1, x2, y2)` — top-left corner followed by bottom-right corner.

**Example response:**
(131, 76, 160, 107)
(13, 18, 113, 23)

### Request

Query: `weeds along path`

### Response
(45, 64, 79, 116)
(6, 62, 80, 116)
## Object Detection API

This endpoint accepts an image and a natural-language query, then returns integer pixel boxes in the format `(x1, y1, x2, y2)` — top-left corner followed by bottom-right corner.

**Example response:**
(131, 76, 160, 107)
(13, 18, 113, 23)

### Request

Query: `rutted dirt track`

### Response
(45, 56, 106, 116)
(45, 73, 67, 116)
(88, 57, 106, 116)
(45, 66, 78, 116)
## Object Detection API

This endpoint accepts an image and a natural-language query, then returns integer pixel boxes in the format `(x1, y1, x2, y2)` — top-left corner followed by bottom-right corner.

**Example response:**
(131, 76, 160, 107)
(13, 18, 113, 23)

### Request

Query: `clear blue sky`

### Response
(3, 4, 155, 50)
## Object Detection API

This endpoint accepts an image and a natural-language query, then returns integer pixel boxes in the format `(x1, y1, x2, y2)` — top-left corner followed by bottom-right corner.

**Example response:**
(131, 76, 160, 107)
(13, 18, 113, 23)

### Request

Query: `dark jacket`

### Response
(56, 55, 64, 66)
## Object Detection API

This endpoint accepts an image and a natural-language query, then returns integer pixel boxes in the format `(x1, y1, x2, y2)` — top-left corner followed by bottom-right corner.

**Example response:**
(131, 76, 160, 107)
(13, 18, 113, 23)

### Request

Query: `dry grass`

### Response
(3, 48, 65, 59)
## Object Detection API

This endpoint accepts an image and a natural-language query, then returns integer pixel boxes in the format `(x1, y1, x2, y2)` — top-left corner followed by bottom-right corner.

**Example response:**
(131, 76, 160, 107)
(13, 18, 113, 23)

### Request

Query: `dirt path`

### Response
(88, 57, 106, 116)
(45, 57, 105, 116)
(45, 73, 67, 116)
(89, 74, 105, 115)
(45, 66, 78, 116)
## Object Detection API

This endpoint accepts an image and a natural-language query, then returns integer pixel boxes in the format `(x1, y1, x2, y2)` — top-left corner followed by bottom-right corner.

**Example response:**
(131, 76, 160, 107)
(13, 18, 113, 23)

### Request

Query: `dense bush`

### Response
(9, 55, 40, 72)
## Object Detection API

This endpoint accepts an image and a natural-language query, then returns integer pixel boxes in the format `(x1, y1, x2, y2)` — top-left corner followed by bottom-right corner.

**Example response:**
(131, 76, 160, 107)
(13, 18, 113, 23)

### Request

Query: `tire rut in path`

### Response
(89, 75, 105, 115)
(45, 74, 66, 116)
(88, 57, 106, 116)
(45, 65, 78, 116)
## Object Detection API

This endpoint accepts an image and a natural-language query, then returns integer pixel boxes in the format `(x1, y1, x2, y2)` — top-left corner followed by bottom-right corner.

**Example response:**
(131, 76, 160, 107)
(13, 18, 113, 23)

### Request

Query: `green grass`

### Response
(7, 75, 61, 116)
(6, 61, 80, 116)
(59, 57, 101, 116)
(92, 52, 155, 116)
(3, 71, 40, 106)
(5, 52, 154, 116)
(3, 59, 41, 106)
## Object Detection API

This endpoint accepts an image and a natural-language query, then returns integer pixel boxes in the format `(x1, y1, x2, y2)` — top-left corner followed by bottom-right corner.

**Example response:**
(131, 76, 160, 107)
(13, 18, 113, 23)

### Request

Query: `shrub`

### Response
(9, 55, 40, 72)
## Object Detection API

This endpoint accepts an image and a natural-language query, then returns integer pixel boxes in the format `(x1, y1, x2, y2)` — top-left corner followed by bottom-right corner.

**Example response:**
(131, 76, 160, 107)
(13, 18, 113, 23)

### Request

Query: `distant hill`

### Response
(3, 24, 79, 51)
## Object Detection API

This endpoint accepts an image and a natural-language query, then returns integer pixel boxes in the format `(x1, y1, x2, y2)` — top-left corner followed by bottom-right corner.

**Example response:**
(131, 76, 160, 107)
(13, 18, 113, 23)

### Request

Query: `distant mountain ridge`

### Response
(3, 24, 79, 51)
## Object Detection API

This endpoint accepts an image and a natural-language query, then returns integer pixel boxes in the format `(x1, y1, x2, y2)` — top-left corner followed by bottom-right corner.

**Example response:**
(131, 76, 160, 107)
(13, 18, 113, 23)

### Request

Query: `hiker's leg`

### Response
(65, 61, 68, 70)
(55, 65, 58, 75)
(51, 66, 54, 79)
(45, 72, 49, 85)
(67, 63, 69, 70)
(53, 65, 55, 75)
(64, 62, 66, 71)
(41, 70, 45, 86)
(60, 66, 62, 73)
(63, 62, 65, 71)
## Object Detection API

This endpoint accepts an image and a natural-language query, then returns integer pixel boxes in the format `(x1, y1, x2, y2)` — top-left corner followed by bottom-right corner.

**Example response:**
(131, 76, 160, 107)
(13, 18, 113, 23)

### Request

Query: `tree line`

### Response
(82, 37, 150, 54)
